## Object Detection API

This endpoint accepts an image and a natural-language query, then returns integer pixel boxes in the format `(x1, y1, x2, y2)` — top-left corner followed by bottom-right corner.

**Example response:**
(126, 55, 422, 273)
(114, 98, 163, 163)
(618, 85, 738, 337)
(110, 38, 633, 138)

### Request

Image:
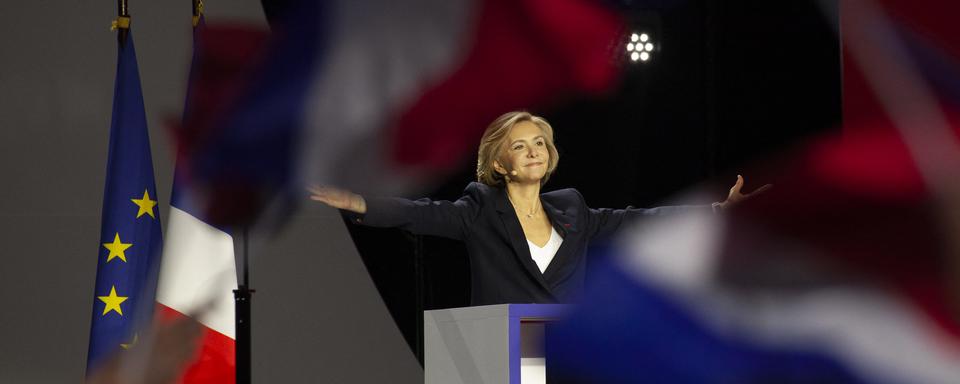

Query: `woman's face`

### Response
(495, 121, 550, 184)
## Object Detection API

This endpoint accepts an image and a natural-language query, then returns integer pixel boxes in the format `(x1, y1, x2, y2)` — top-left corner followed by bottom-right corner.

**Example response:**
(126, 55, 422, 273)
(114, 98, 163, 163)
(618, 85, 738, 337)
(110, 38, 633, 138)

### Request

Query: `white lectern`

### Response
(424, 304, 569, 384)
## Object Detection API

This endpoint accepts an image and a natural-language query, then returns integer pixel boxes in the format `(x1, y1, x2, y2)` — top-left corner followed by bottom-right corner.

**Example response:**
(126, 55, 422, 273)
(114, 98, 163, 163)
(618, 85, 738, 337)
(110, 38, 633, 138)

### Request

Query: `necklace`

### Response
(508, 194, 541, 219)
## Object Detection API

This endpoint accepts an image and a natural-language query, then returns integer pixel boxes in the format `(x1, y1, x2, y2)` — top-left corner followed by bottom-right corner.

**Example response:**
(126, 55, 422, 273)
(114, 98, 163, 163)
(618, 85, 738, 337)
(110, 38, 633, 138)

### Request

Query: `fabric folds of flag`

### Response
(174, 0, 625, 228)
(545, 0, 960, 377)
(155, 13, 238, 383)
(546, 158, 960, 383)
(86, 27, 164, 374)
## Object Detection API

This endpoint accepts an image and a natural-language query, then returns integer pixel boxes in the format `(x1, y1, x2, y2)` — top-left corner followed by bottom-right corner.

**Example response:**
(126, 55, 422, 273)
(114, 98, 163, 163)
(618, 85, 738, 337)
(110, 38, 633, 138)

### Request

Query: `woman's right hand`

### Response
(307, 185, 367, 214)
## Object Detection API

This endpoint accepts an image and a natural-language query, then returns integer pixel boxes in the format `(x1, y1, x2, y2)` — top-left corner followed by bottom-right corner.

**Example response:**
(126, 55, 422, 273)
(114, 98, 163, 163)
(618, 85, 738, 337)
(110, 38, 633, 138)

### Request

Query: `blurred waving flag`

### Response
(548, 193, 960, 383)
(841, 0, 960, 128)
(173, 0, 625, 227)
(547, 0, 960, 382)
(155, 9, 238, 383)
(85, 19, 164, 374)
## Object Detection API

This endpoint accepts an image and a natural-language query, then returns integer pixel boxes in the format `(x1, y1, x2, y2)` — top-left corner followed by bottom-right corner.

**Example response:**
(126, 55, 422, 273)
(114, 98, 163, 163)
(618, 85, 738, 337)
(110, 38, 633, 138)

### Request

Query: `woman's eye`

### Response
(513, 145, 523, 150)
(536, 141, 544, 146)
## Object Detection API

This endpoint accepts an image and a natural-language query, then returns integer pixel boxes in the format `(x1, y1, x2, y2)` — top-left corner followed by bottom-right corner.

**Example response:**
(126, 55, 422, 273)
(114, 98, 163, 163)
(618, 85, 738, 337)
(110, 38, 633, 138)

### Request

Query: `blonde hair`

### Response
(476, 111, 560, 187)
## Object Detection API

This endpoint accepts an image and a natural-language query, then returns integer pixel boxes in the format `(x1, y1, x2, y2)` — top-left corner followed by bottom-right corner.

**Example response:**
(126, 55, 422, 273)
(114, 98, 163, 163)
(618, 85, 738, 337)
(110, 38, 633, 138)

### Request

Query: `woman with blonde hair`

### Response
(309, 111, 757, 304)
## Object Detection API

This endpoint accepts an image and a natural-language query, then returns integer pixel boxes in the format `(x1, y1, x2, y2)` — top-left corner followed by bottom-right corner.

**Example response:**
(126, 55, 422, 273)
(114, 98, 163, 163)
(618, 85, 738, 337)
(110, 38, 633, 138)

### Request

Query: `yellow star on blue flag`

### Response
(103, 233, 132, 263)
(98, 286, 128, 316)
(131, 190, 157, 219)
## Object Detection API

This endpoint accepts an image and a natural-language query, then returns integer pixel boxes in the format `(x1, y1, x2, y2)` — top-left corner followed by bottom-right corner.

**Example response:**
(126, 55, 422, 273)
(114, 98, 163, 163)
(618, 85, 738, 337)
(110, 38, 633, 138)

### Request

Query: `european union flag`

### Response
(85, 21, 163, 374)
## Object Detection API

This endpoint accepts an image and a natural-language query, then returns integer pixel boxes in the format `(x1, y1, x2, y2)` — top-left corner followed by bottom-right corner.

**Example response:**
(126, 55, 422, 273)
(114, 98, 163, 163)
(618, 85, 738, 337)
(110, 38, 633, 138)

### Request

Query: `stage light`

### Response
(626, 32, 655, 63)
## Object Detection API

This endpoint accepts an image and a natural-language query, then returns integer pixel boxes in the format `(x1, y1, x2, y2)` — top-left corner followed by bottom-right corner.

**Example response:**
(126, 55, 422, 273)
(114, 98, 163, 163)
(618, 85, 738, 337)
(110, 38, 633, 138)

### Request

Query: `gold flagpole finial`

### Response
(192, 0, 204, 27)
(111, 16, 131, 31)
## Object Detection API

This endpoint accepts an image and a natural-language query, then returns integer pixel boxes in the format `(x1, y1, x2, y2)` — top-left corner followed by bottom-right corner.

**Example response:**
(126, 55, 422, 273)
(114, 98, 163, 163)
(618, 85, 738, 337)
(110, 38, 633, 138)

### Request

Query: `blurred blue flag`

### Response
(85, 28, 163, 373)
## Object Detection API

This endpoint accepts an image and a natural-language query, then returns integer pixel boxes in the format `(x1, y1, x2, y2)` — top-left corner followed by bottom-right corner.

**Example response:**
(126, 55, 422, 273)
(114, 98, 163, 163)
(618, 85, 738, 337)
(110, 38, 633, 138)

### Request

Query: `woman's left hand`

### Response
(716, 175, 771, 211)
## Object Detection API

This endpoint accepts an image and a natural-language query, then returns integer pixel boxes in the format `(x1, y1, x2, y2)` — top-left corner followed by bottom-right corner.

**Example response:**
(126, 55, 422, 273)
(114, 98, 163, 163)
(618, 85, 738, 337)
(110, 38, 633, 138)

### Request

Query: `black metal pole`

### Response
(234, 227, 253, 384)
(414, 235, 424, 365)
(116, 0, 129, 45)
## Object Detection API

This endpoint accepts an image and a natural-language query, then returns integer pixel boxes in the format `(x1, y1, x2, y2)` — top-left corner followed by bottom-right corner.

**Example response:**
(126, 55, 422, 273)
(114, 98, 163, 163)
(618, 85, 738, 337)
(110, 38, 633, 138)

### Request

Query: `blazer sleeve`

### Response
(342, 183, 483, 240)
(579, 190, 712, 239)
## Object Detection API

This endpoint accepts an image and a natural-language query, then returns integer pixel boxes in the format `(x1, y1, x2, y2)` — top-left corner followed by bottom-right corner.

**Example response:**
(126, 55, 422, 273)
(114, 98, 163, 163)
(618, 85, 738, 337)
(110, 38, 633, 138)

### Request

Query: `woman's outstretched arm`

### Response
(586, 175, 770, 239)
(308, 183, 484, 240)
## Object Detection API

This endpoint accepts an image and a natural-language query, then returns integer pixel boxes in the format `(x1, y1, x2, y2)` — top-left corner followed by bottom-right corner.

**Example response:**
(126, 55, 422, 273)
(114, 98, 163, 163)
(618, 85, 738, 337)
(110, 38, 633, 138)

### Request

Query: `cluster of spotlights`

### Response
(626, 32, 654, 62)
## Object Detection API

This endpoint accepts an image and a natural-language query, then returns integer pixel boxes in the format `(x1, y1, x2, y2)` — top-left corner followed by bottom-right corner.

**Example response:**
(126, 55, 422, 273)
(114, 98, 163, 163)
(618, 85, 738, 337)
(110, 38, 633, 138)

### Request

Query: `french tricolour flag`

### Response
(155, 179, 238, 383)
(547, 199, 960, 383)
(155, 15, 237, 383)
(175, 0, 625, 228)
(547, 1, 960, 380)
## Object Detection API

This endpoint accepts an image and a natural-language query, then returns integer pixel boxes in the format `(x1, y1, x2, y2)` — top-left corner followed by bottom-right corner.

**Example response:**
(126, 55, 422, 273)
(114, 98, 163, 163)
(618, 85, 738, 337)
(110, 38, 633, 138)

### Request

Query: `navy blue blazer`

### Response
(347, 182, 701, 305)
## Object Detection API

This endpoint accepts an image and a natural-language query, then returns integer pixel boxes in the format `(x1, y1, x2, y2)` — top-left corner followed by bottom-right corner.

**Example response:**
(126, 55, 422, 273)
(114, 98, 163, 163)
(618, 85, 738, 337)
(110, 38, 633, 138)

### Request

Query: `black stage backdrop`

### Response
(335, 0, 841, 364)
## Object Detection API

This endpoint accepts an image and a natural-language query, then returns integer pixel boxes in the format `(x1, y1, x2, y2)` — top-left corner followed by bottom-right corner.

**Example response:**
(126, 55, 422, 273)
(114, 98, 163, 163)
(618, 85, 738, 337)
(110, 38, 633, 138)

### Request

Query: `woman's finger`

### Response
(751, 183, 773, 195)
(729, 174, 744, 194)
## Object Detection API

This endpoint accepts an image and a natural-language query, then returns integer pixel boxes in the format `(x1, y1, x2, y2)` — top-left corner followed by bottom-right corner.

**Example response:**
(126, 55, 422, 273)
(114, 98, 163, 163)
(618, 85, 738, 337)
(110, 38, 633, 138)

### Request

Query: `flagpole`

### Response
(182, 3, 253, 380)
(234, 226, 253, 384)
(116, 0, 128, 45)
(414, 235, 424, 365)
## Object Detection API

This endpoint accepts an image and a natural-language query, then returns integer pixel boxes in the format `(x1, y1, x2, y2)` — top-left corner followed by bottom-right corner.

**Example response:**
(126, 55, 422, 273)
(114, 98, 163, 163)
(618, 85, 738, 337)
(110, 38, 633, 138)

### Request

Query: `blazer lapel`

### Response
(541, 199, 578, 281)
(494, 188, 553, 295)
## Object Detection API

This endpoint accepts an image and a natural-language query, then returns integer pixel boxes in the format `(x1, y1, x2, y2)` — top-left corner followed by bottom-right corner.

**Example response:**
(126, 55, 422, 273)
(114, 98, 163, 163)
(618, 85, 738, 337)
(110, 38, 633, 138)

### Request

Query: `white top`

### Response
(527, 227, 563, 273)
